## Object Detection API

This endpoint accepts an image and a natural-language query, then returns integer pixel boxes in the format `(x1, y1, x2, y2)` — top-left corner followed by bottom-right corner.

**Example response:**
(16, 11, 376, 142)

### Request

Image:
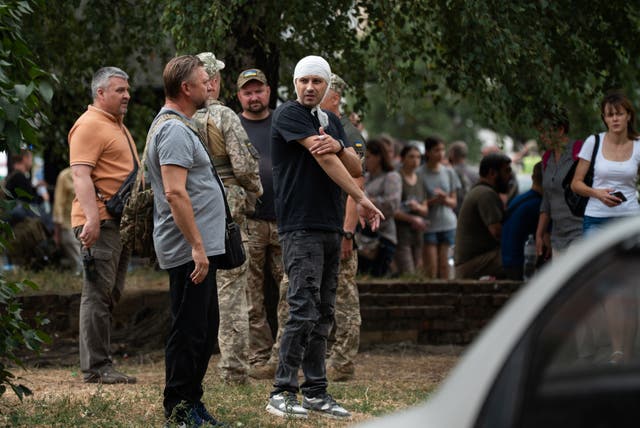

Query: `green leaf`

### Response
(38, 80, 53, 103)
(14, 83, 34, 100)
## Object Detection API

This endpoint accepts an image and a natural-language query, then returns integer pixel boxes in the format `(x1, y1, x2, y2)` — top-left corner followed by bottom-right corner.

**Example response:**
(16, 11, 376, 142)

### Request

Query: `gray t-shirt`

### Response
(540, 142, 583, 250)
(146, 108, 226, 269)
(419, 165, 461, 232)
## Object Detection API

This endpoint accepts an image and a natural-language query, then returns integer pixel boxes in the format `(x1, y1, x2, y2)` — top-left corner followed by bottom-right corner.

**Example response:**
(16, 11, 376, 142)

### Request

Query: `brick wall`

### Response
(358, 280, 522, 346)
(18, 279, 522, 355)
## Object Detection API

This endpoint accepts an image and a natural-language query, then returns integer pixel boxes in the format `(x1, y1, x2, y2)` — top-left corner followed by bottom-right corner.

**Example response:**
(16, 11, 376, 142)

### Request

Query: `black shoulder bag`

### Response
(562, 134, 599, 217)
(104, 132, 139, 219)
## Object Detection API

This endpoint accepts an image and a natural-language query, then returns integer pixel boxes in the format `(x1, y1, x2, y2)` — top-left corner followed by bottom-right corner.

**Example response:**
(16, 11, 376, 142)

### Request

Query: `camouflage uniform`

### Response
(326, 83, 366, 379)
(266, 272, 290, 367)
(245, 218, 284, 365)
(193, 100, 262, 383)
(327, 250, 360, 376)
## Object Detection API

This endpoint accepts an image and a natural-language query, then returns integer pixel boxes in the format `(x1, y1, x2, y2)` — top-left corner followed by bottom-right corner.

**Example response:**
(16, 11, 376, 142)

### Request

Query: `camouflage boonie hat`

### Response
(329, 73, 348, 94)
(237, 68, 268, 90)
(196, 52, 225, 78)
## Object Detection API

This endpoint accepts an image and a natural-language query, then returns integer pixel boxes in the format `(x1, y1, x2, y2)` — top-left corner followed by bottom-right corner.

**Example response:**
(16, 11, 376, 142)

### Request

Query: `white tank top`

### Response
(580, 132, 640, 217)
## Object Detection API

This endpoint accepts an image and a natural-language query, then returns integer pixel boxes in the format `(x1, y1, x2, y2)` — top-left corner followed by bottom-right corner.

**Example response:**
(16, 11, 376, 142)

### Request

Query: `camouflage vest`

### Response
(192, 108, 232, 179)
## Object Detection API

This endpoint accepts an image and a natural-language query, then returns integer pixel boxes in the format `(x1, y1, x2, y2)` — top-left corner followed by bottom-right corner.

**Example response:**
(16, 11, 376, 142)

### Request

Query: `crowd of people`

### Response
(2, 50, 639, 426)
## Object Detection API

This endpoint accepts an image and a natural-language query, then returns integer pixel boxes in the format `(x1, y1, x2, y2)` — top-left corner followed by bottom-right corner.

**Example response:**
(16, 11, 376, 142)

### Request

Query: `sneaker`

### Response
(84, 366, 137, 384)
(248, 362, 276, 380)
(302, 393, 351, 419)
(195, 402, 226, 427)
(266, 392, 309, 419)
(165, 406, 203, 427)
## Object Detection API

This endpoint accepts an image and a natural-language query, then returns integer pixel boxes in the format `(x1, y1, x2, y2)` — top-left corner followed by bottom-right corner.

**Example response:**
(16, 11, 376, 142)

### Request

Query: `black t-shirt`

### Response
(271, 100, 349, 233)
(5, 170, 40, 203)
(239, 112, 276, 221)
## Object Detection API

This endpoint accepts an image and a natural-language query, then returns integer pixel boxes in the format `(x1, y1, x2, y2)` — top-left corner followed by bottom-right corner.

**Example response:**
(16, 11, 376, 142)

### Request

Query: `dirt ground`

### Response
(3, 344, 460, 427)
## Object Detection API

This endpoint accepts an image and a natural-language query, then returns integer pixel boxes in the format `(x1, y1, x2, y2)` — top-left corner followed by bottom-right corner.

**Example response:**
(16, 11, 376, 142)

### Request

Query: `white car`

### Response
(358, 216, 640, 427)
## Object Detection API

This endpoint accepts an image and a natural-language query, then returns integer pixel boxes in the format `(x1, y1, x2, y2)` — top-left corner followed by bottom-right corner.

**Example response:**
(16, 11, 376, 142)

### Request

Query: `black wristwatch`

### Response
(342, 230, 354, 240)
(336, 139, 345, 154)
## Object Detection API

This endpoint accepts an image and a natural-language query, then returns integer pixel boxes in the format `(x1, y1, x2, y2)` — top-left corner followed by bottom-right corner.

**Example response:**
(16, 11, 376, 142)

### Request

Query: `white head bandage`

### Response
(293, 55, 331, 128)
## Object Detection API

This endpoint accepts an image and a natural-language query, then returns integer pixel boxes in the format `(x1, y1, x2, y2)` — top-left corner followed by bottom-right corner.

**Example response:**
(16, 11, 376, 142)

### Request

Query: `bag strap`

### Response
(150, 111, 234, 223)
(587, 134, 600, 176)
(95, 128, 139, 202)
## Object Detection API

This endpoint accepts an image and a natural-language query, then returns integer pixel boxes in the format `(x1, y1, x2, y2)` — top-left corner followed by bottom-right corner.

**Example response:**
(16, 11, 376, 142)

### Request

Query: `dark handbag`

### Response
(562, 134, 599, 217)
(217, 219, 245, 270)
(104, 133, 138, 219)
(105, 167, 137, 218)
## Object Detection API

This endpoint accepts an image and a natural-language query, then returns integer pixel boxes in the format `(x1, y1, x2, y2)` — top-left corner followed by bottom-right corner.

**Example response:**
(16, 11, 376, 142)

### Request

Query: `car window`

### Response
(476, 238, 640, 428)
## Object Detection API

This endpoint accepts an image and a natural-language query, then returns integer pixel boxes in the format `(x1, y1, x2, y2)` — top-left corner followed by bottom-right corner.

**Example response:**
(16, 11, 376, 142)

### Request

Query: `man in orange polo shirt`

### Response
(69, 66, 139, 384)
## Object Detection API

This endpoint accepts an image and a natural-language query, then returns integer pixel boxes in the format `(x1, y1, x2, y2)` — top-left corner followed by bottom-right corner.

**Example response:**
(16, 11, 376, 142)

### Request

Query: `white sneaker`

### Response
(302, 393, 351, 419)
(266, 392, 309, 419)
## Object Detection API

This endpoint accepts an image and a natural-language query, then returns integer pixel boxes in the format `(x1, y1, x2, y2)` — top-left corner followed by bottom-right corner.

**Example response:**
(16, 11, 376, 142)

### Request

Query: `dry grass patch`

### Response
(0, 347, 458, 427)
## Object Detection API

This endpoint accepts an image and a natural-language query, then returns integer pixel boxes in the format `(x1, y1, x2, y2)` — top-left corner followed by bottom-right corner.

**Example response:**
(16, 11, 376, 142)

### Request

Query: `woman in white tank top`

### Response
(571, 90, 640, 365)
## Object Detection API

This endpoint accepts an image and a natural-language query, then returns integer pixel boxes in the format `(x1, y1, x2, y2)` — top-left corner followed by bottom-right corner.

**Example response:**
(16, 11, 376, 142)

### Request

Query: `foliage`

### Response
(162, 0, 640, 140)
(20, 0, 640, 169)
(161, 0, 365, 111)
(0, 0, 53, 401)
(0, 276, 50, 401)
(364, 82, 485, 161)
(23, 0, 170, 166)
(360, 1, 640, 137)
(0, 0, 53, 153)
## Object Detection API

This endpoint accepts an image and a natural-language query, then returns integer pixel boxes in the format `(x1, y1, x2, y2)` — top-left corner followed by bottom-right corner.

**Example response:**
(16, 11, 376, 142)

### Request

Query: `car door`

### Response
(475, 232, 640, 428)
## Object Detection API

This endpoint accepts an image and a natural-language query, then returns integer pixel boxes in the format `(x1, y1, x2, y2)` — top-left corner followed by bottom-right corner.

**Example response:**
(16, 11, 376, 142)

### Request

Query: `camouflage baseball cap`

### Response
(329, 73, 348, 94)
(237, 68, 268, 90)
(196, 52, 225, 78)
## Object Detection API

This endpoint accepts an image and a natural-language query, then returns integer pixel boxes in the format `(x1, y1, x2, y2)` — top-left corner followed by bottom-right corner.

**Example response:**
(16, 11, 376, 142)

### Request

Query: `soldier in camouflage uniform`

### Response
(236, 69, 285, 379)
(320, 74, 366, 381)
(193, 52, 263, 384)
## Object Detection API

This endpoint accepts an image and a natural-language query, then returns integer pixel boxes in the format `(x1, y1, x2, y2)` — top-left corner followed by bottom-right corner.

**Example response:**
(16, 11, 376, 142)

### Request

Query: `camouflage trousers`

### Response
(268, 251, 361, 372)
(328, 250, 361, 373)
(216, 185, 250, 382)
(245, 218, 284, 365)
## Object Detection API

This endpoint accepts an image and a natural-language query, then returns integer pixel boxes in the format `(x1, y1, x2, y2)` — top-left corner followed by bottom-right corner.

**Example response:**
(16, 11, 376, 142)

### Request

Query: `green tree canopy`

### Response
(23, 0, 640, 169)
(24, 0, 170, 162)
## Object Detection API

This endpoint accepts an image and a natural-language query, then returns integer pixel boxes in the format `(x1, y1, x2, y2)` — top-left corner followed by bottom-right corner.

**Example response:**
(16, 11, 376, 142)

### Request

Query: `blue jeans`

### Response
(583, 215, 615, 236)
(423, 229, 456, 245)
(273, 230, 341, 397)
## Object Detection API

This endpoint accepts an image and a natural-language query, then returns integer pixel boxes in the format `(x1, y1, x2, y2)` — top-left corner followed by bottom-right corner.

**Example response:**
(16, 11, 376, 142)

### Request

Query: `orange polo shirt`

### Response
(68, 105, 139, 228)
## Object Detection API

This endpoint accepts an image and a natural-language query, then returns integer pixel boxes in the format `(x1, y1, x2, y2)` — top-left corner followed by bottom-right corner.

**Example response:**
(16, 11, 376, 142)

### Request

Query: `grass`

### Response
(0, 350, 457, 427)
(2, 266, 459, 426)
(8, 263, 167, 296)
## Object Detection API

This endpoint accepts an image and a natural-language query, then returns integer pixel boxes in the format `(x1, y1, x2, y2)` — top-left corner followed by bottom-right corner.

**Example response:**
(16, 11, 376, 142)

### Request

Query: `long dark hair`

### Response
(600, 91, 639, 140)
(366, 138, 394, 172)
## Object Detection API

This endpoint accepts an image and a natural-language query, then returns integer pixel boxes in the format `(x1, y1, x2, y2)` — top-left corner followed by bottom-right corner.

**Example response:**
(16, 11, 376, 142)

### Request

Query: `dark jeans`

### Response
(358, 236, 396, 277)
(163, 257, 219, 418)
(273, 230, 341, 398)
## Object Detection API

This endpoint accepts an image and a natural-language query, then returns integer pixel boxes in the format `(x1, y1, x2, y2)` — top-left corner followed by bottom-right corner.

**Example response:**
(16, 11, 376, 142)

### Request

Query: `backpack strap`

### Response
(571, 139, 584, 161)
(542, 149, 552, 171)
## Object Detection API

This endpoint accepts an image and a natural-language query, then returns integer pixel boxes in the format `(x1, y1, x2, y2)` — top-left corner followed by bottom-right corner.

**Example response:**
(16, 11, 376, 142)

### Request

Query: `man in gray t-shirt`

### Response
(146, 55, 226, 427)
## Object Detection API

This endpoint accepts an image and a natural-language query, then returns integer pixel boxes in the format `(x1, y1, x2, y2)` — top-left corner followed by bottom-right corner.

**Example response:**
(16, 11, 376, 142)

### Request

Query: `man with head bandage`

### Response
(266, 55, 383, 420)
